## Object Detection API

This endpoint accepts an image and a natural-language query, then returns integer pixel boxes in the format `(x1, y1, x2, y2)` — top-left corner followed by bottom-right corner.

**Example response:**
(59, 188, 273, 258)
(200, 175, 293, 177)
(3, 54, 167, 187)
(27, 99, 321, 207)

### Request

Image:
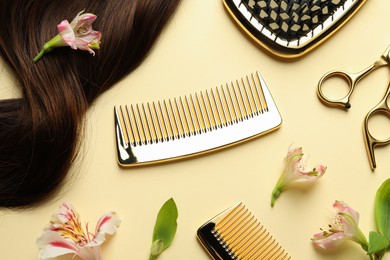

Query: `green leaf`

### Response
(149, 198, 178, 259)
(367, 231, 389, 254)
(375, 179, 390, 240)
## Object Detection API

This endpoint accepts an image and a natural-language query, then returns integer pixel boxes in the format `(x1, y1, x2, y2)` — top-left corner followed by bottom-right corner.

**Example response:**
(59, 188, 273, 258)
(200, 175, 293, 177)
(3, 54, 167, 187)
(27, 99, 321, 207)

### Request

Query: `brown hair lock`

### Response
(0, 0, 181, 208)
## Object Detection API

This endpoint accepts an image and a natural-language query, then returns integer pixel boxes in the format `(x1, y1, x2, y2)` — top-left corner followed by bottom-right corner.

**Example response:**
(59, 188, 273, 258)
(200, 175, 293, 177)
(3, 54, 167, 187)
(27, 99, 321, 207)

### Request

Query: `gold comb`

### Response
(114, 72, 282, 166)
(197, 203, 291, 260)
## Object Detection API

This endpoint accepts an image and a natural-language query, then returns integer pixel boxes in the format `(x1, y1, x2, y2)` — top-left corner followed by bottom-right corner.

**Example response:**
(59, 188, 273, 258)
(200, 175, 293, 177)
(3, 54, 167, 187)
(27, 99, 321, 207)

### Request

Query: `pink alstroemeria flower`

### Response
(312, 201, 368, 251)
(34, 11, 101, 62)
(36, 203, 120, 260)
(271, 146, 327, 207)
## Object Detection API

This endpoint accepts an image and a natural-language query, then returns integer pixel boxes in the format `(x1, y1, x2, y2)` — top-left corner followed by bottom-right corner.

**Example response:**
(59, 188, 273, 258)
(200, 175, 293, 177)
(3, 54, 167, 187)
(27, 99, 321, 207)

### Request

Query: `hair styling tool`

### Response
(223, 0, 366, 58)
(197, 203, 291, 259)
(317, 44, 390, 170)
(114, 72, 282, 166)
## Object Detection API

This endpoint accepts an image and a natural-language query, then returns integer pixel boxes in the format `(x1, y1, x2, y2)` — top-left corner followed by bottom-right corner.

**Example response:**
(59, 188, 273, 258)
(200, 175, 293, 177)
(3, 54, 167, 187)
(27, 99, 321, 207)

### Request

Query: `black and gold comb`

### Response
(223, 0, 366, 57)
(197, 203, 291, 260)
(114, 72, 281, 166)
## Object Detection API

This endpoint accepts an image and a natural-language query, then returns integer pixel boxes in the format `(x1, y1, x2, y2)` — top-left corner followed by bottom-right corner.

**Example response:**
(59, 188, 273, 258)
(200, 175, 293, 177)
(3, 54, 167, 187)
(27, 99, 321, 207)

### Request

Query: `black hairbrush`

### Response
(223, 0, 366, 58)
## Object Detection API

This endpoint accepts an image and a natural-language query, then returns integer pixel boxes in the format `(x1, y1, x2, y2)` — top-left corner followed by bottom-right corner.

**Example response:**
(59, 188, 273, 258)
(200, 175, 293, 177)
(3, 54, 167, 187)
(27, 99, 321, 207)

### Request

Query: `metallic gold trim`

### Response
(114, 72, 282, 167)
(223, 0, 367, 58)
(197, 203, 291, 260)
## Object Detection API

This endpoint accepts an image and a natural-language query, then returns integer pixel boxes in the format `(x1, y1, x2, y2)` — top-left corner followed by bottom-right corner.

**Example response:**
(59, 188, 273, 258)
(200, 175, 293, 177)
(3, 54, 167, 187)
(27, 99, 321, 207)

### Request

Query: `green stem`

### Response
(271, 187, 281, 207)
(33, 49, 46, 63)
(33, 34, 65, 62)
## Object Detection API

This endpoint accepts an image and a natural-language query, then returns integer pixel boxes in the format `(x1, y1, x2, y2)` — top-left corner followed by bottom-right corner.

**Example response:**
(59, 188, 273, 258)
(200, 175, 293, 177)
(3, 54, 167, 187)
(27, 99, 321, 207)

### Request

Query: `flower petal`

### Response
(78, 30, 101, 43)
(312, 201, 368, 251)
(70, 11, 97, 38)
(287, 147, 303, 158)
(75, 38, 95, 54)
(48, 203, 88, 245)
(74, 30, 101, 55)
(71, 11, 97, 31)
(283, 146, 326, 184)
(36, 230, 79, 259)
(270, 146, 327, 206)
(333, 201, 361, 239)
(76, 247, 102, 260)
(51, 203, 76, 224)
(287, 147, 303, 170)
(314, 165, 327, 177)
(312, 231, 347, 250)
(295, 165, 327, 182)
(86, 211, 121, 247)
(57, 20, 76, 49)
(331, 201, 361, 239)
(334, 201, 360, 223)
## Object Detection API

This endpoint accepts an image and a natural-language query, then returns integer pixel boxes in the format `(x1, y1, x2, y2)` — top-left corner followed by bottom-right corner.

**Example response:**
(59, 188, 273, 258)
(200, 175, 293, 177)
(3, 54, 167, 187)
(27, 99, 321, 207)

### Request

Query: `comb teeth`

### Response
(114, 72, 281, 166)
(197, 203, 291, 260)
(116, 72, 268, 146)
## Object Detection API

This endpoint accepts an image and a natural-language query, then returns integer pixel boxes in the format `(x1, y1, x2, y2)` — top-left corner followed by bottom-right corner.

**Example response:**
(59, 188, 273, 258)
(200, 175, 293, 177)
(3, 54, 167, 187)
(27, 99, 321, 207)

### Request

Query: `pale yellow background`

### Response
(1, 1, 390, 259)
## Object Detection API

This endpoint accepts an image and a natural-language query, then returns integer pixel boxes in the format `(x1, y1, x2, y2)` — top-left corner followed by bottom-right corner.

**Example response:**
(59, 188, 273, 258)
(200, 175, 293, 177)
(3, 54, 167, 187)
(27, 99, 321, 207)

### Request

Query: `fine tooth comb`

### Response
(197, 203, 291, 260)
(223, 0, 366, 58)
(114, 71, 282, 166)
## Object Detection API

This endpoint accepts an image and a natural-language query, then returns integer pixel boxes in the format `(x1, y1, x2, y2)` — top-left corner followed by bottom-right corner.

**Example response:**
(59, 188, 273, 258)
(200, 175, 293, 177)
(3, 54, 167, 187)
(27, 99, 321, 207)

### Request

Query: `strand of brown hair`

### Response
(0, 0, 181, 209)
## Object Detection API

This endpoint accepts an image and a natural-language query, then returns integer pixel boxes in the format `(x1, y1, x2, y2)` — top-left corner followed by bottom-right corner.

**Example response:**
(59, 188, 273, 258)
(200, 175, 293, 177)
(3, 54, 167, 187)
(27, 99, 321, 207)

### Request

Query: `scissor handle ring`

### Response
(317, 70, 356, 110)
(363, 104, 390, 170)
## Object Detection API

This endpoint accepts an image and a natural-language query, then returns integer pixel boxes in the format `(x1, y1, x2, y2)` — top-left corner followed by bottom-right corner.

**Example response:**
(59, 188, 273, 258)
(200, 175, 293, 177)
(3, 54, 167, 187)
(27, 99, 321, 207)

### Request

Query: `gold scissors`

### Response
(317, 44, 390, 170)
